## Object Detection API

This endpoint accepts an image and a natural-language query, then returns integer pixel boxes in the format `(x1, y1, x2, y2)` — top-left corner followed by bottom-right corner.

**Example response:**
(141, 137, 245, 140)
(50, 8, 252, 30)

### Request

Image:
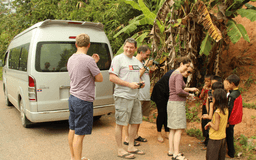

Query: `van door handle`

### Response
(59, 85, 70, 89)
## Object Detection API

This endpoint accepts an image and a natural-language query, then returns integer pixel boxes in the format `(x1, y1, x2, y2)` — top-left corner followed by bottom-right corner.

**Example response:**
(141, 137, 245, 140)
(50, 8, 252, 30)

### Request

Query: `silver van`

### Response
(2, 20, 114, 127)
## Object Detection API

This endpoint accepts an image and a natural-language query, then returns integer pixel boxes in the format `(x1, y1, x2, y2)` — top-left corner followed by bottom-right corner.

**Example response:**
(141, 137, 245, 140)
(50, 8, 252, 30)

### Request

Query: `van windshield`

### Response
(35, 42, 111, 72)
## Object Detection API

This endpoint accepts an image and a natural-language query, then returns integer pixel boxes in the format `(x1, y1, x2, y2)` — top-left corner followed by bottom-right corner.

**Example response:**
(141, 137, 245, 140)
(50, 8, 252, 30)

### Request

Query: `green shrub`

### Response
(186, 128, 204, 140)
(243, 102, 256, 109)
(186, 105, 200, 122)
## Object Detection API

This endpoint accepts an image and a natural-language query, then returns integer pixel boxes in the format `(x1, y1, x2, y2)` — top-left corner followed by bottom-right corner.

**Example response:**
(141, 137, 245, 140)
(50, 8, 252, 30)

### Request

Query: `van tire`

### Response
(4, 86, 12, 106)
(20, 99, 33, 128)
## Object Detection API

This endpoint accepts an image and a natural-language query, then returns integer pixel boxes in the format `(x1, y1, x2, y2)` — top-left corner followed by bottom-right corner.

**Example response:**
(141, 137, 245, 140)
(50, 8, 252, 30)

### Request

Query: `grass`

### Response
(185, 128, 204, 140)
(142, 116, 149, 121)
(234, 134, 256, 159)
(239, 87, 247, 93)
(243, 102, 256, 109)
(232, 67, 238, 74)
(245, 74, 254, 88)
(186, 105, 200, 123)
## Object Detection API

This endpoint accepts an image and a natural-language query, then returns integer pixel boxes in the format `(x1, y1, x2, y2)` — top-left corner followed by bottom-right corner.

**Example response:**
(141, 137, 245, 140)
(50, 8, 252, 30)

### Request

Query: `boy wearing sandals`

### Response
(109, 38, 146, 159)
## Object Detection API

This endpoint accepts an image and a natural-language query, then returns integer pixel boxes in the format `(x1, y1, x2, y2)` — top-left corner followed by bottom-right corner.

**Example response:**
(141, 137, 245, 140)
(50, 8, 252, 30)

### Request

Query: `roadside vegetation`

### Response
(0, 67, 2, 81)
(234, 134, 256, 159)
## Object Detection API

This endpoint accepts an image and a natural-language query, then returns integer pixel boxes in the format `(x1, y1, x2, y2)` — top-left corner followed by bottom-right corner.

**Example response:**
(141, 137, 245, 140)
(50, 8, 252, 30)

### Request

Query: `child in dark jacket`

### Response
(224, 74, 243, 158)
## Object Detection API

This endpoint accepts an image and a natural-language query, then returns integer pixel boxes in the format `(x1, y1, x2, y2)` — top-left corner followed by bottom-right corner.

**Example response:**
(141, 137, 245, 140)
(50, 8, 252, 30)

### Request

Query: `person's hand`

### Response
(205, 122, 210, 130)
(188, 93, 194, 97)
(129, 82, 140, 89)
(202, 114, 209, 119)
(145, 59, 153, 67)
(92, 53, 100, 63)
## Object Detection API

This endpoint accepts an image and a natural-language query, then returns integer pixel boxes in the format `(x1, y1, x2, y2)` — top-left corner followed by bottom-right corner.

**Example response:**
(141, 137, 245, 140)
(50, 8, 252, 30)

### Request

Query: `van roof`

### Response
(13, 19, 104, 40)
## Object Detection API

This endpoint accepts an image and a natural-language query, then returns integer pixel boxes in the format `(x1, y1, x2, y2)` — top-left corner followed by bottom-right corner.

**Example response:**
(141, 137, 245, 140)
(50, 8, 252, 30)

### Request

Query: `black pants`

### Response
(226, 125, 235, 158)
(156, 99, 169, 132)
(206, 139, 226, 160)
(201, 105, 210, 146)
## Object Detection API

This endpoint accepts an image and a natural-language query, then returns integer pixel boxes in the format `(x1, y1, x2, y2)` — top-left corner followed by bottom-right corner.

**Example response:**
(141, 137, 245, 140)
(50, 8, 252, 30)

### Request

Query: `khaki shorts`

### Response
(114, 97, 142, 126)
(140, 101, 151, 116)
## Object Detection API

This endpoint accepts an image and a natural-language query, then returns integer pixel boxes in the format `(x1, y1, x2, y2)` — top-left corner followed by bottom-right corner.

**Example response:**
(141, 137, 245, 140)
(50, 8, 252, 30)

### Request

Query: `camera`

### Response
(208, 90, 213, 103)
(149, 57, 159, 66)
(137, 82, 144, 89)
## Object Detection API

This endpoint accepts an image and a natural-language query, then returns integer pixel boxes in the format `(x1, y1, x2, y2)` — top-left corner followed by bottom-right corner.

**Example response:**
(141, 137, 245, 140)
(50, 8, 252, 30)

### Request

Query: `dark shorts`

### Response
(68, 95, 93, 135)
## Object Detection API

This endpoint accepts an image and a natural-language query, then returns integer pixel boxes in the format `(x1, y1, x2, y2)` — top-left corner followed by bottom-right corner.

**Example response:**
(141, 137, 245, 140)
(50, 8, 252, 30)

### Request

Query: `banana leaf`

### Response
(227, 20, 250, 44)
(237, 9, 256, 22)
(199, 32, 213, 56)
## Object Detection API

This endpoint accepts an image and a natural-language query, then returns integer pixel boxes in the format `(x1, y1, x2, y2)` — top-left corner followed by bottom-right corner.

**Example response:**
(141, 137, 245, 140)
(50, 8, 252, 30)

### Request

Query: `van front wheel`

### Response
(20, 99, 33, 128)
(4, 86, 12, 106)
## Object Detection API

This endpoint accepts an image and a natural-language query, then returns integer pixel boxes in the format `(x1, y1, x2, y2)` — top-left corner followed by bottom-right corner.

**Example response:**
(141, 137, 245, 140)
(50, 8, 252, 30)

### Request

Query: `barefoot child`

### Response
(200, 76, 222, 150)
(199, 75, 211, 147)
(205, 89, 229, 160)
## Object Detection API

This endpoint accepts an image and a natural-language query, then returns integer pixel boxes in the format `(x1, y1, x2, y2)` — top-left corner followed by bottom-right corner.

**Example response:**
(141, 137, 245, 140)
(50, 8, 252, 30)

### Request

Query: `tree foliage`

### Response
(0, 0, 141, 58)
(113, 0, 256, 86)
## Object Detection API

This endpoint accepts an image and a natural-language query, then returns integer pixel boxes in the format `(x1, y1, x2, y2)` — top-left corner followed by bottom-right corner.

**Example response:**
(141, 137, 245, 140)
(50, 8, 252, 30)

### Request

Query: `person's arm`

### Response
(175, 74, 189, 97)
(205, 95, 209, 113)
(95, 73, 103, 82)
(109, 73, 139, 89)
(199, 88, 206, 99)
(184, 87, 198, 92)
(202, 101, 214, 120)
(139, 67, 147, 78)
(205, 112, 220, 131)
(139, 59, 153, 78)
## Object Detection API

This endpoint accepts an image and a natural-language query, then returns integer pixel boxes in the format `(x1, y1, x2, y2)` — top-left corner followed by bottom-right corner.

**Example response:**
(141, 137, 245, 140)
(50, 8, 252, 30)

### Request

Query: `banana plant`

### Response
(148, 0, 256, 86)
(114, 0, 166, 55)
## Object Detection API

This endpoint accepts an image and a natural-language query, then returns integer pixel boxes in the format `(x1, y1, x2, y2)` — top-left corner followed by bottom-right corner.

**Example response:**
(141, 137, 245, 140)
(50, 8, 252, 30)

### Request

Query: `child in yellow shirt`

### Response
(205, 89, 229, 160)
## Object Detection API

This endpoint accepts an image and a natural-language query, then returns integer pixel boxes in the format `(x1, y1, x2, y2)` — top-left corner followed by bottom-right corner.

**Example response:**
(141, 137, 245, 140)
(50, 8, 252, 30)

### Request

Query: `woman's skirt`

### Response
(167, 101, 186, 129)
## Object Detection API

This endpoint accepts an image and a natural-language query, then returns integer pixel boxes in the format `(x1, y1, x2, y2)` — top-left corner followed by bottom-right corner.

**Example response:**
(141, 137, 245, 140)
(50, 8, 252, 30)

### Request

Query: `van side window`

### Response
(35, 42, 111, 72)
(19, 43, 30, 71)
(9, 47, 21, 70)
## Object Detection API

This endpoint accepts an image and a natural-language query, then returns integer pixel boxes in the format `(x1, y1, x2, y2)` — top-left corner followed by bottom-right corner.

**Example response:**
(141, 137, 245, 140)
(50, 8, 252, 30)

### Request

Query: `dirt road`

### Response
(0, 81, 236, 160)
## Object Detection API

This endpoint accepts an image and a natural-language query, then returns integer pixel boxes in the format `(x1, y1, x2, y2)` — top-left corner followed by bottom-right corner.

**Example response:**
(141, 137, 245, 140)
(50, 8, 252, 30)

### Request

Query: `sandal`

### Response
(128, 149, 145, 155)
(135, 136, 147, 142)
(123, 141, 140, 146)
(81, 157, 90, 160)
(118, 153, 135, 159)
(172, 154, 187, 160)
(168, 152, 184, 157)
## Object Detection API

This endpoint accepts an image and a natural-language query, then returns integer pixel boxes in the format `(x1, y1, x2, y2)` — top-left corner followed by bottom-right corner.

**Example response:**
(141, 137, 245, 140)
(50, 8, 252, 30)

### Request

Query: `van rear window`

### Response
(35, 42, 111, 72)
